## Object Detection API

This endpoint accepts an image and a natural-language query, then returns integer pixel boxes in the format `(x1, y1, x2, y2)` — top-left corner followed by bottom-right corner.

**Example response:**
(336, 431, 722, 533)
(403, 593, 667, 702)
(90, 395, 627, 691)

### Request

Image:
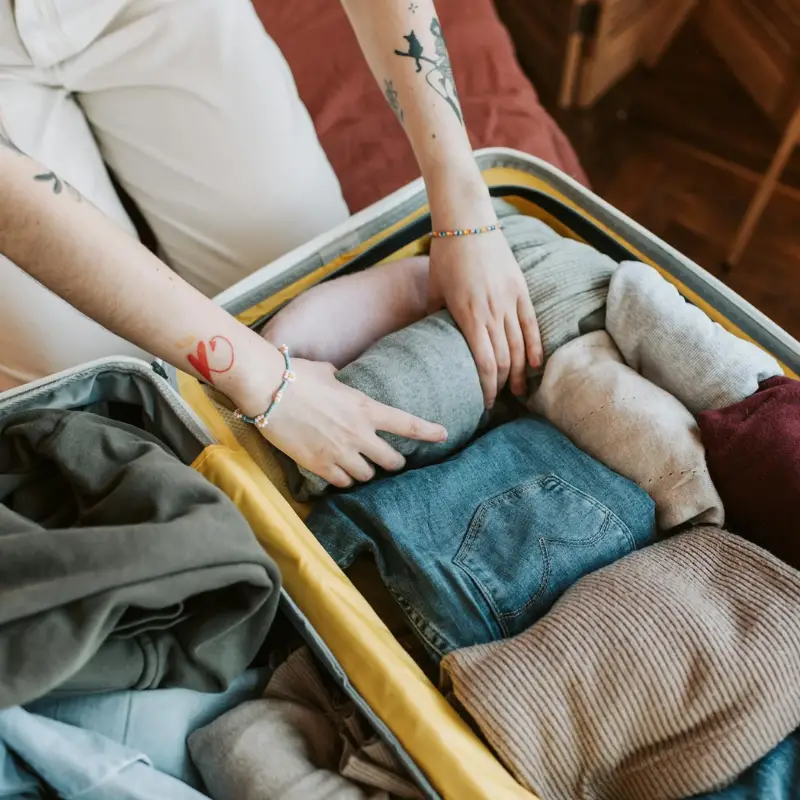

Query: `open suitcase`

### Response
(180, 147, 800, 800)
(5, 148, 798, 800)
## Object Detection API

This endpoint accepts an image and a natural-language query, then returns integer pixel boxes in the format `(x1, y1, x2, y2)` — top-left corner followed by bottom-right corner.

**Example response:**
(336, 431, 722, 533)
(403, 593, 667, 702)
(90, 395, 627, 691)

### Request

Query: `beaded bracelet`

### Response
(234, 344, 295, 430)
(430, 222, 503, 238)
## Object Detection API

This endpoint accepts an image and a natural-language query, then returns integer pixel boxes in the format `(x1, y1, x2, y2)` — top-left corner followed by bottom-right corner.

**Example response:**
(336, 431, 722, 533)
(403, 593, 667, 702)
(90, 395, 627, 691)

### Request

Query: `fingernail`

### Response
(440, 429, 449, 442)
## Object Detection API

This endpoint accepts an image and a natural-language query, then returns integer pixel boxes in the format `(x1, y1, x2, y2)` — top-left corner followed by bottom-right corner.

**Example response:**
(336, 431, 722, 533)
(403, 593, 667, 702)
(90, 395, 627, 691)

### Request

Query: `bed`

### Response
(251, 0, 588, 213)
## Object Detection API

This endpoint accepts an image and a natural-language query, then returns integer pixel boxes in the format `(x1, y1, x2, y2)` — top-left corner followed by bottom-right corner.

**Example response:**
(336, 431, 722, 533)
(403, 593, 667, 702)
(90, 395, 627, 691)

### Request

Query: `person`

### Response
(0, 0, 542, 488)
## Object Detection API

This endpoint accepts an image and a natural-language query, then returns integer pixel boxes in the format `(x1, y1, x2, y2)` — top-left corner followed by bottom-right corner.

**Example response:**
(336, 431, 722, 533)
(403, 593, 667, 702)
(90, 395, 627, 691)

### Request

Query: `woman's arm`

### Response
(0, 141, 445, 486)
(340, 0, 543, 405)
(0, 134, 285, 409)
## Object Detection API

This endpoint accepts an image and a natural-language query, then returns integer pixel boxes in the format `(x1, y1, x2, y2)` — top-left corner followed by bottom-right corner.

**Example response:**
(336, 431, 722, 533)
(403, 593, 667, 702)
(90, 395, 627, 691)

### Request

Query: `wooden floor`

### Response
(543, 19, 800, 341)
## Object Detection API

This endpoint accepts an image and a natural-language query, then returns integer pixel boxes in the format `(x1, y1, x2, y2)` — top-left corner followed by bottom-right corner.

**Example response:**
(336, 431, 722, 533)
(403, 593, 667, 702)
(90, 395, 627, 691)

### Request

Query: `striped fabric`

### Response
(441, 527, 800, 800)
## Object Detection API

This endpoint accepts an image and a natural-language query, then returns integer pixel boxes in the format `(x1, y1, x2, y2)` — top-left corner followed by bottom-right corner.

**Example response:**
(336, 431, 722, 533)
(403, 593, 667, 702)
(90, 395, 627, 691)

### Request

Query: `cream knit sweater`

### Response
(532, 331, 723, 531)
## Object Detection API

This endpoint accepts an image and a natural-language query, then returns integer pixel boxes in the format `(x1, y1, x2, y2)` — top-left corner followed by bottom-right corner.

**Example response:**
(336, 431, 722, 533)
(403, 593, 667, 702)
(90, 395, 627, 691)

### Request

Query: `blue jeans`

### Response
(308, 417, 657, 659)
(694, 731, 800, 799)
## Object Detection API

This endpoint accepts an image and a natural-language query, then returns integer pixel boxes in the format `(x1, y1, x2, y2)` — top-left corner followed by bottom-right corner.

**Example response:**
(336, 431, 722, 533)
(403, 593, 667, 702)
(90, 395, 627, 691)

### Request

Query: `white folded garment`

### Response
(605, 261, 782, 416)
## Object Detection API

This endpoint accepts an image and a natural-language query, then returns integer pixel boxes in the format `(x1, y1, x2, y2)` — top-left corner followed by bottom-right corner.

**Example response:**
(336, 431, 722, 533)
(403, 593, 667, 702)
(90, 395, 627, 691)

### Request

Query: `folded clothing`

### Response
(26, 668, 270, 791)
(606, 261, 782, 416)
(295, 200, 616, 498)
(533, 331, 724, 531)
(0, 706, 206, 800)
(189, 647, 421, 800)
(442, 527, 800, 800)
(699, 376, 800, 568)
(307, 417, 655, 660)
(0, 739, 39, 799)
(0, 409, 281, 707)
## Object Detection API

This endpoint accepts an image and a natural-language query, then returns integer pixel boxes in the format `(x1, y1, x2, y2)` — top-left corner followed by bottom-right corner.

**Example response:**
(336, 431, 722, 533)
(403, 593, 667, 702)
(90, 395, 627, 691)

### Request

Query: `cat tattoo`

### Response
(393, 17, 462, 124)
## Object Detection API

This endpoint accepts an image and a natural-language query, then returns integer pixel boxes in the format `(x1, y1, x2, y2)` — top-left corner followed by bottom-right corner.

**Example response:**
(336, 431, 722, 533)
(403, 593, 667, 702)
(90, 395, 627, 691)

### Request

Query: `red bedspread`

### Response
(253, 0, 588, 212)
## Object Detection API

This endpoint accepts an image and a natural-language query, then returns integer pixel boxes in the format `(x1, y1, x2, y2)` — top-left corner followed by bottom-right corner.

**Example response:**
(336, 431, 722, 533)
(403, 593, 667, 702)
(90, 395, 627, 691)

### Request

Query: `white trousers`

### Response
(0, 0, 349, 390)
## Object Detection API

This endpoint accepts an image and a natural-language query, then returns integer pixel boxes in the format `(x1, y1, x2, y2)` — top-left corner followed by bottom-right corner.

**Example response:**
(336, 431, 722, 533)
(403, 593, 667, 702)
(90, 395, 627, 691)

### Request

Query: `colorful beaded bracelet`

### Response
(234, 344, 295, 430)
(430, 222, 503, 238)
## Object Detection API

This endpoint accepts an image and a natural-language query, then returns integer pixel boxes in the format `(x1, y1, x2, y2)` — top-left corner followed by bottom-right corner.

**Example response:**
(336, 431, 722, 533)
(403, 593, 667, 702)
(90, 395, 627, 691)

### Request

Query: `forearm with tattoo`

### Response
(0, 127, 285, 407)
(342, 0, 494, 234)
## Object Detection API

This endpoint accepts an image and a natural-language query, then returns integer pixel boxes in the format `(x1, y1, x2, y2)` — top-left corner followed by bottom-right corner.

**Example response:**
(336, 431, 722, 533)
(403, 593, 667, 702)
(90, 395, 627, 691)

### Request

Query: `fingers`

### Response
(488, 321, 511, 398)
(321, 464, 354, 490)
(320, 439, 405, 491)
(468, 323, 498, 408)
(336, 452, 376, 484)
(505, 314, 528, 397)
(372, 402, 448, 443)
(361, 435, 407, 473)
(518, 295, 543, 369)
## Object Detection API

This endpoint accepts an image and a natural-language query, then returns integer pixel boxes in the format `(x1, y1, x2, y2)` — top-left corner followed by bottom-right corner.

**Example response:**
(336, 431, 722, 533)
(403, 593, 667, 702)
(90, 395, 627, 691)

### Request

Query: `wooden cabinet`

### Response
(698, 0, 800, 126)
(495, 0, 697, 107)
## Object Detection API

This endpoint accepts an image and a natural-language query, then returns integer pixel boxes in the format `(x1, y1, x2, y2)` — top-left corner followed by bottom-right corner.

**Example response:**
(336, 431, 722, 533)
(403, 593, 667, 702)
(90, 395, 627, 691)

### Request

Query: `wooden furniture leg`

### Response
(725, 103, 800, 268)
(558, 0, 589, 109)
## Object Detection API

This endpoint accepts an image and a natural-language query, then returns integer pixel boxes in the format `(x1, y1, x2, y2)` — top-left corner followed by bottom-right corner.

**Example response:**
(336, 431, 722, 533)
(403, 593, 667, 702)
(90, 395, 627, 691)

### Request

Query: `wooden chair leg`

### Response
(558, 1, 590, 109)
(726, 104, 800, 269)
(558, 30, 584, 109)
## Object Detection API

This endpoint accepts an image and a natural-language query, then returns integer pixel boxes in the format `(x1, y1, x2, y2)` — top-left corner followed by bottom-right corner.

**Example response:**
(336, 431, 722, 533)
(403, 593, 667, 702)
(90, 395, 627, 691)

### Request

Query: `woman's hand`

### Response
(429, 228, 543, 408)
(256, 358, 447, 487)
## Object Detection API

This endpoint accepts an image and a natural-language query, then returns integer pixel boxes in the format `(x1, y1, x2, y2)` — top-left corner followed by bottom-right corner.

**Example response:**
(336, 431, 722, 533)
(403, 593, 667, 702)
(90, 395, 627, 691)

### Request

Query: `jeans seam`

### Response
(389, 589, 450, 659)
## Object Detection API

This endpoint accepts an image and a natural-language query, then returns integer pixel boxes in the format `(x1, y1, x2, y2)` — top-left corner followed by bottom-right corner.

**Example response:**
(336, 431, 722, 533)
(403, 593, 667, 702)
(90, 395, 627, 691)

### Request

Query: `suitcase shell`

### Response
(0, 356, 437, 799)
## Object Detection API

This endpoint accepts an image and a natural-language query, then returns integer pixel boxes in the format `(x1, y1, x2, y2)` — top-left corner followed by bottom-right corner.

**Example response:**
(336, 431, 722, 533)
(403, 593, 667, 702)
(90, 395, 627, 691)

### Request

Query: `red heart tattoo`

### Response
(187, 336, 235, 384)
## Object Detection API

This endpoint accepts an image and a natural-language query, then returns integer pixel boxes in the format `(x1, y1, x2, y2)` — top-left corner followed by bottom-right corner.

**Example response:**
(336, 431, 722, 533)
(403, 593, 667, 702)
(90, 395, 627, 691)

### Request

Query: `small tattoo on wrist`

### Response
(408, 2, 418, 11)
(186, 336, 236, 385)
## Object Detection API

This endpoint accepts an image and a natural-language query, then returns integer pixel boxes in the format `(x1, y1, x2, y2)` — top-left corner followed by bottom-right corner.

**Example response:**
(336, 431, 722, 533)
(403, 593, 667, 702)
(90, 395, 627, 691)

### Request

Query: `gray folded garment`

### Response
(188, 647, 422, 800)
(0, 409, 281, 707)
(295, 199, 617, 498)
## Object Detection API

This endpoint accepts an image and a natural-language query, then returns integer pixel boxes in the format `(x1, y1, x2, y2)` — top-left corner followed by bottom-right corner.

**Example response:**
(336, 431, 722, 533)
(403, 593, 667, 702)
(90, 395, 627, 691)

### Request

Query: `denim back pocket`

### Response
(454, 474, 636, 639)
